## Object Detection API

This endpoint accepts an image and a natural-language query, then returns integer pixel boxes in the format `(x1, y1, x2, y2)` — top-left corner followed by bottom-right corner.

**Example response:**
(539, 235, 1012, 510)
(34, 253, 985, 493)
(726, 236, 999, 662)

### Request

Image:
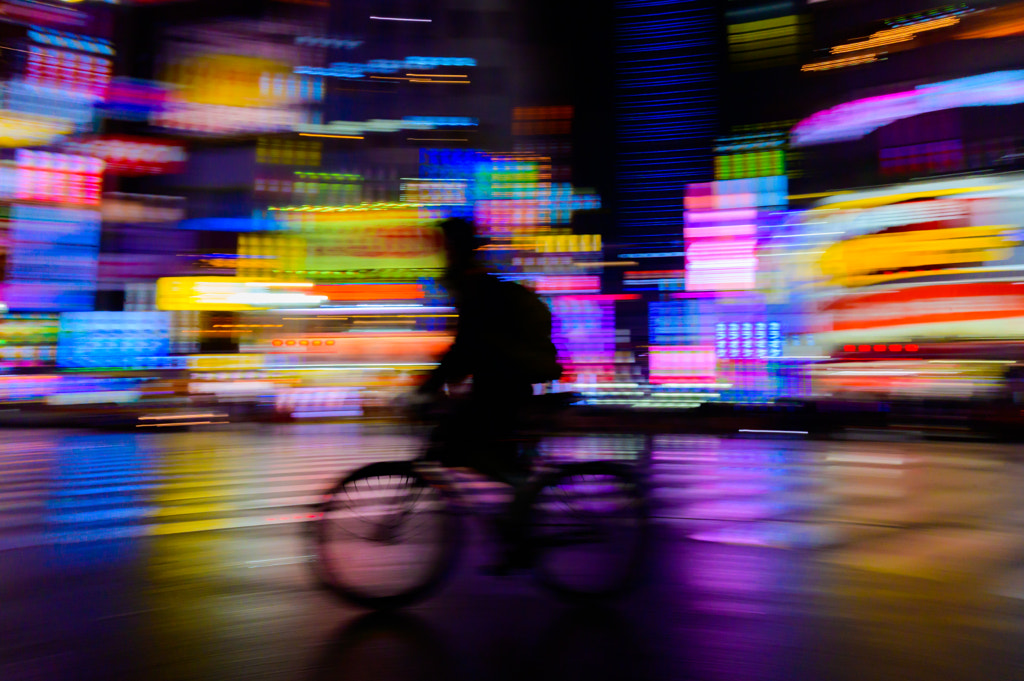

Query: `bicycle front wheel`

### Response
(310, 460, 461, 609)
(527, 462, 649, 602)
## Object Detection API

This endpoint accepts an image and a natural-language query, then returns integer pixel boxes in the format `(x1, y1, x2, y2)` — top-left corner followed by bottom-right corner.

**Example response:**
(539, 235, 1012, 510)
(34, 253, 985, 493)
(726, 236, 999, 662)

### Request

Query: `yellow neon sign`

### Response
(820, 224, 1017, 287)
(813, 186, 1003, 211)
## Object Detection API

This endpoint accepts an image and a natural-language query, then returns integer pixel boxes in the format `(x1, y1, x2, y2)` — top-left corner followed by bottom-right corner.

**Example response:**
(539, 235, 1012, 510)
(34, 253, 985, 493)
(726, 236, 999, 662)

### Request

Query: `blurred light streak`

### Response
(954, 2, 1024, 39)
(291, 410, 360, 418)
(575, 261, 637, 267)
(813, 185, 1002, 211)
(793, 70, 1024, 146)
(296, 36, 362, 48)
(280, 306, 452, 314)
(245, 282, 313, 288)
(136, 421, 218, 428)
(772, 231, 843, 238)
(138, 413, 227, 420)
(369, 16, 431, 22)
(819, 224, 1016, 287)
(801, 53, 879, 72)
(298, 57, 473, 79)
(298, 133, 363, 139)
(0, 111, 73, 147)
(831, 16, 960, 54)
(620, 251, 686, 258)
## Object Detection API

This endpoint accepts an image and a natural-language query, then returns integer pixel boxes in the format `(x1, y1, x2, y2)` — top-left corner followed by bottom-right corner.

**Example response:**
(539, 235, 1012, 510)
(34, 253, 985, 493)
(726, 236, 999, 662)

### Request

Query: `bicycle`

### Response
(307, 392, 650, 609)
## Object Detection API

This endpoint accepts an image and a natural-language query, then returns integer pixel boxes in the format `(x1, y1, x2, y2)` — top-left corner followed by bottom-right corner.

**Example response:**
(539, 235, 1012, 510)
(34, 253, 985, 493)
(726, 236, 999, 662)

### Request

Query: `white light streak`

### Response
(771, 231, 843, 238)
(370, 16, 432, 22)
(759, 251, 825, 257)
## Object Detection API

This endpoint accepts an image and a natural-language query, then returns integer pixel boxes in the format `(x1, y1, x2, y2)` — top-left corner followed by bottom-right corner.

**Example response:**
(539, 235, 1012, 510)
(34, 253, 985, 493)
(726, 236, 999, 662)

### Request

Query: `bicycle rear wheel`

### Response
(527, 462, 649, 602)
(310, 460, 461, 609)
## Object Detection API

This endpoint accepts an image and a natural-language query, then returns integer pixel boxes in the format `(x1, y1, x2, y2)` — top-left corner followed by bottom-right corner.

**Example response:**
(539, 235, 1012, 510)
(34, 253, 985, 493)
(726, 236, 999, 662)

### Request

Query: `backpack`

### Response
(490, 280, 564, 384)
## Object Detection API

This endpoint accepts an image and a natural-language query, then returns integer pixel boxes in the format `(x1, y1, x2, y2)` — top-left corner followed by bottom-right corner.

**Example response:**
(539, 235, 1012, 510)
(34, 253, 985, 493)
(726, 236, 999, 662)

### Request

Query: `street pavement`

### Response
(3, 424, 1024, 680)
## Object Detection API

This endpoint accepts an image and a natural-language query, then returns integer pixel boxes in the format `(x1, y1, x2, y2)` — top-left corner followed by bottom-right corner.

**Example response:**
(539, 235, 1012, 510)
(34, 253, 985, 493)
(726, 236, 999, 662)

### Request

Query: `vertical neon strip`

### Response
(616, 0, 718, 243)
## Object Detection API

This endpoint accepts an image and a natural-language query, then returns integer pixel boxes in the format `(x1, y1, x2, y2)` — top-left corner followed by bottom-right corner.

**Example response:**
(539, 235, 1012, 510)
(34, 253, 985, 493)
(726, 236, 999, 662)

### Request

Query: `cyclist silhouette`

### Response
(416, 217, 563, 487)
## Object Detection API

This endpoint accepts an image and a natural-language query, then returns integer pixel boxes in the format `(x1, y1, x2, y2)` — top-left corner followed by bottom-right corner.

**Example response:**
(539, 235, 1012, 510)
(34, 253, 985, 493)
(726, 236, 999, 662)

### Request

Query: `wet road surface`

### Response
(3, 425, 1024, 680)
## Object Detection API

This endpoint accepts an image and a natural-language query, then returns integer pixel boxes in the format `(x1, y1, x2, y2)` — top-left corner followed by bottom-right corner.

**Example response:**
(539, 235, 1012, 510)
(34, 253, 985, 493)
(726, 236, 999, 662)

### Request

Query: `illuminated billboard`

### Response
(64, 136, 186, 176)
(801, 175, 1024, 348)
(683, 176, 787, 291)
(156, 278, 325, 311)
(154, 52, 318, 135)
(272, 207, 445, 274)
(5, 205, 100, 311)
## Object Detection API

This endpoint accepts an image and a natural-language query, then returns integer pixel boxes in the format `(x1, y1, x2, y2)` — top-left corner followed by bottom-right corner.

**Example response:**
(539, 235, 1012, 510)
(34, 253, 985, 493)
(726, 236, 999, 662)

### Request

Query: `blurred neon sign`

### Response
(0, 110, 73, 147)
(401, 180, 467, 205)
(534, 276, 601, 293)
(58, 312, 171, 369)
(154, 104, 310, 135)
(167, 54, 291, 107)
(404, 116, 477, 127)
(841, 344, 919, 353)
(793, 70, 1024, 146)
(819, 224, 1016, 287)
(819, 282, 1024, 335)
(65, 136, 186, 176)
(99, 78, 170, 120)
(276, 208, 445, 272)
(16, 150, 103, 205)
(649, 346, 717, 384)
(156, 278, 325, 311)
(684, 178, 788, 292)
(295, 36, 362, 48)
(3, 80, 95, 131)
(296, 56, 475, 78)
(294, 118, 436, 135)
(0, 1, 85, 28)
(28, 27, 114, 55)
(5, 205, 100, 312)
(715, 322, 782, 359)
(26, 46, 110, 98)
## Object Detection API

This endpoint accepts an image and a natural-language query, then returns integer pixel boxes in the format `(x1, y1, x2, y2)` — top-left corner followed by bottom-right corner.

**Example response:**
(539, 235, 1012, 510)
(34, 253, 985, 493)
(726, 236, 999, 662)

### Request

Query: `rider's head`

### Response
(438, 217, 481, 286)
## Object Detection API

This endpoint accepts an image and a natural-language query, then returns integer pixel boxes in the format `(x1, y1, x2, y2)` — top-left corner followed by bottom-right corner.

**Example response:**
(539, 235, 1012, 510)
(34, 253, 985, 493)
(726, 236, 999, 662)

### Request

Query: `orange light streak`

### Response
(831, 15, 960, 54)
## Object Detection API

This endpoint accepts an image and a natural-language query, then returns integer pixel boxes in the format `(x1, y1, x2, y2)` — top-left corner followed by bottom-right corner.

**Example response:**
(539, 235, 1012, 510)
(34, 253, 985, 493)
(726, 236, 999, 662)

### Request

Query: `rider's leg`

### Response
(423, 398, 474, 467)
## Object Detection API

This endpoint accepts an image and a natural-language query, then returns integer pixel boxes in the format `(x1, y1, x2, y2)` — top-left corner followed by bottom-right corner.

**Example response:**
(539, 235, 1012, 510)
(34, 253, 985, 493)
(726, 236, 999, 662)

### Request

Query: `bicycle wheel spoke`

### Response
(531, 465, 648, 599)
(312, 462, 459, 607)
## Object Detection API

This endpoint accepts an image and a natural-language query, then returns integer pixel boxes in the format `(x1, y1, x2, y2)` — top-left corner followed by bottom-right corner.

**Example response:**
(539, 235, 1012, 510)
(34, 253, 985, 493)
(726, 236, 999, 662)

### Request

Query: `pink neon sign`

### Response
(649, 345, 716, 384)
(684, 182, 760, 292)
(792, 70, 1024, 146)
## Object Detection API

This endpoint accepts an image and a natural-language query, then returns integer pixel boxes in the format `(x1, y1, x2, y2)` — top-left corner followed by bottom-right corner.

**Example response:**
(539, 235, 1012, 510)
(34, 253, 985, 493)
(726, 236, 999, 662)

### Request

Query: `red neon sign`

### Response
(16, 150, 102, 206)
(65, 136, 186, 176)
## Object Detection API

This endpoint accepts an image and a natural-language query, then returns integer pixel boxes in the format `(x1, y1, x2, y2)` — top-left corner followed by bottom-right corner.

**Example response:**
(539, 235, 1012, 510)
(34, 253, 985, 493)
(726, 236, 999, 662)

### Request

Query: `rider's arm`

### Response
(419, 336, 470, 394)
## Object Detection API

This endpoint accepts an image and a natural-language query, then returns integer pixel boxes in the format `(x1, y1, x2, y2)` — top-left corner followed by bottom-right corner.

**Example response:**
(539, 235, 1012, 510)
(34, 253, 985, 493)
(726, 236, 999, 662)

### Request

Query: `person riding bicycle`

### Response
(414, 217, 563, 487)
